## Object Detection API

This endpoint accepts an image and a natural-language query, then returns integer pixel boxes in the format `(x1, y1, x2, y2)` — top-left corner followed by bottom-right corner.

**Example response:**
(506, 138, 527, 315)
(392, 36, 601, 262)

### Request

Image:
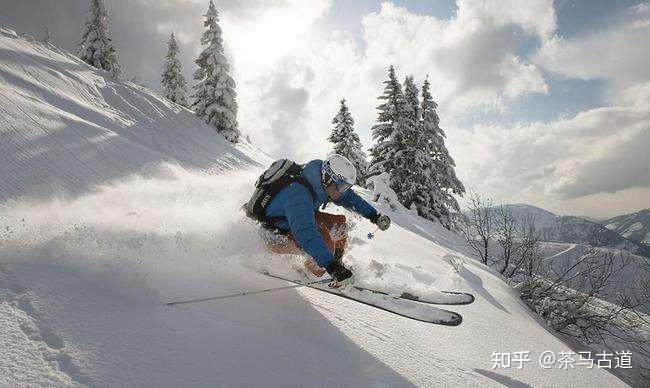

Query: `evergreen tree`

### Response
(191, 0, 239, 143)
(421, 76, 465, 228)
(328, 99, 369, 185)
(161, 32, 188, 107)
(368, 66, 413, 195)
(78, 0, 121, 78)
(397, 76, 431, 214)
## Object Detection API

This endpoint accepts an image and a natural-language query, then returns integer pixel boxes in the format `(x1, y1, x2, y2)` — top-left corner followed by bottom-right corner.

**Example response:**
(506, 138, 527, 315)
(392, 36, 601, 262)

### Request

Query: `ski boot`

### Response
(326, 249, 354, 288)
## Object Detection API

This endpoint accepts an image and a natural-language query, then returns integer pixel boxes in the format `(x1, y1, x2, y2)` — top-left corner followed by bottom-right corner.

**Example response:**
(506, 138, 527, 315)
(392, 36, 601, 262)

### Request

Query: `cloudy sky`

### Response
(1, 0, 649, 218)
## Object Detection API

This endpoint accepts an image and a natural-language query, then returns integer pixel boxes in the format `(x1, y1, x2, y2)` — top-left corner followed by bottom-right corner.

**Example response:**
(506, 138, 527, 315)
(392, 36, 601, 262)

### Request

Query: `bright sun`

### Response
(227, 8, 312, 71)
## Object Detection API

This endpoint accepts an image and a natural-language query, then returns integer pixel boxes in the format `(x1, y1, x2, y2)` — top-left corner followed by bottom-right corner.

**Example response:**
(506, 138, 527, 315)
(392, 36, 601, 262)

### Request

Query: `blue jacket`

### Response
(265, 159, 378, 267)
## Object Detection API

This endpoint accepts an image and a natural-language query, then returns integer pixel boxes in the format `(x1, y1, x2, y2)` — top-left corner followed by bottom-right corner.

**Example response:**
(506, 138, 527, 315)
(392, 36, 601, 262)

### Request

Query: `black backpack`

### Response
(243, 159, 316, 227)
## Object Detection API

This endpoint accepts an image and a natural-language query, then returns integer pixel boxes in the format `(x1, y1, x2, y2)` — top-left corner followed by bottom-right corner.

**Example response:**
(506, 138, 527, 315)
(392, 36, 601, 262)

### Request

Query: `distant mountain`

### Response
(576, 215, 603, 223)
(498, 203, 558, 228)
(497, 205, 650, 258)
(541, 215, 650, 257)
(601, 209, 650, 246)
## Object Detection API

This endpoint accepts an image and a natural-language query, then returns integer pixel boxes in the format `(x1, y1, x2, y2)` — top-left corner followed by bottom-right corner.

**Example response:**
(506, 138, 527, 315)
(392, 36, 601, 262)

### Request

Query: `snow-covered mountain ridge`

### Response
(603, 209, 650, 247)
(499, 204, 650, 258)
(0, 27, 629, 387)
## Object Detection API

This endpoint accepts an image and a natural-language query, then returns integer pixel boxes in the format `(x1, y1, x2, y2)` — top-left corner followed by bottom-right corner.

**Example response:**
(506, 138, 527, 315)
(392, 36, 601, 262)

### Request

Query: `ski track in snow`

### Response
(0, 27, 633, 387)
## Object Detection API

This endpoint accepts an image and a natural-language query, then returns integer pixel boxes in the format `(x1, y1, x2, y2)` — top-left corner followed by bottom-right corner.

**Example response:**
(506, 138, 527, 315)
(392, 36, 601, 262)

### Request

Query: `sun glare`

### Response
(228, 8, 311, 70)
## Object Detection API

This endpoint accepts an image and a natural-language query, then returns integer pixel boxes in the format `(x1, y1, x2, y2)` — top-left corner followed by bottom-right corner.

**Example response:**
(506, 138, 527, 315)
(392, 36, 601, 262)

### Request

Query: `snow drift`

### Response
(0, 27, 630, 387)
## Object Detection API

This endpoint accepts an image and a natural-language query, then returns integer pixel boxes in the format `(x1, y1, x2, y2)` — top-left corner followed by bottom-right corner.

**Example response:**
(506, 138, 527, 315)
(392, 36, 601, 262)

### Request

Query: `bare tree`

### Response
(504, 212, 543, 280)
(460, 194, 649, 383)
(494, 205, 518, 275)
(520, 247, 650, 380)
(460, 192, 493, 265)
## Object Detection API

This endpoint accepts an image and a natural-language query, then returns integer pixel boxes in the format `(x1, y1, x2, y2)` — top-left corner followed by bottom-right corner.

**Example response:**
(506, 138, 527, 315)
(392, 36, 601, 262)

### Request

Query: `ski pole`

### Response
(165, 277, 332, 306)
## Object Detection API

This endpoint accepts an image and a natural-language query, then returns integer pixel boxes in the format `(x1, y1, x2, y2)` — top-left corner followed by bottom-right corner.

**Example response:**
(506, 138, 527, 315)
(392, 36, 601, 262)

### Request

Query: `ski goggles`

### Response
(323, 167, 353, 194)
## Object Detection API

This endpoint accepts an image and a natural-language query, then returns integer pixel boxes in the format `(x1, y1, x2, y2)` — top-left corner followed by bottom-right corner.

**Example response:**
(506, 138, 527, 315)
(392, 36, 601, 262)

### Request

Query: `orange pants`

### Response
(266, 212, 348, 262)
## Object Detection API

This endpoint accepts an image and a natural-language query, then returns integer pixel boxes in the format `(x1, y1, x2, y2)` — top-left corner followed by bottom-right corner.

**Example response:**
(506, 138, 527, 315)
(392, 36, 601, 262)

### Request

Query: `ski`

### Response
(258, 270, 473, 305)
(260, 271, 463, 326)
(352, 285, 475, 305)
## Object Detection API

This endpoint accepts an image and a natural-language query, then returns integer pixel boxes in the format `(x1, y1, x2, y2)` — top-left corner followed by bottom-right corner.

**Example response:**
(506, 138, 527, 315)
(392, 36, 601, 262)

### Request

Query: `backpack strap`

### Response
(261, 175, 316, 230)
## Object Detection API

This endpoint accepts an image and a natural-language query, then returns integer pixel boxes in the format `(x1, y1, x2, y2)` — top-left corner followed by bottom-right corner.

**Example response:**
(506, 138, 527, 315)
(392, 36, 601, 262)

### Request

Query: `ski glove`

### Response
(374, 214, 391, 231)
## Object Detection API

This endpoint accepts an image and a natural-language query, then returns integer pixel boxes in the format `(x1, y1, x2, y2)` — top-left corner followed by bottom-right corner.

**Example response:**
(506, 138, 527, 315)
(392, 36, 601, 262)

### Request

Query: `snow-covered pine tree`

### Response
(161, 32, 188, 107)
(397, 76, 431, 215)
(328, 99, 369, 185)
(78, 0, 121, 78)
(420, 76, 465, 228)
(191, 0, 239, 143)
(368, 66, 413, 195)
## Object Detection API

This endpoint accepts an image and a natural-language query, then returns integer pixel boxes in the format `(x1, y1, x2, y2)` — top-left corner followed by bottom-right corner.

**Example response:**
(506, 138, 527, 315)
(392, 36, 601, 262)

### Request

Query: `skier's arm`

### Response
(283, 184, 334, 267)
(335, 189, 379, 222)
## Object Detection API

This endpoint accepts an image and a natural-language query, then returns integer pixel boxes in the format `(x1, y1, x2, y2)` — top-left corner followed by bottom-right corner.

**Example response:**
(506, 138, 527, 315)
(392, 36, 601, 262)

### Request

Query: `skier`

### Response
(244, 155, 391, 287)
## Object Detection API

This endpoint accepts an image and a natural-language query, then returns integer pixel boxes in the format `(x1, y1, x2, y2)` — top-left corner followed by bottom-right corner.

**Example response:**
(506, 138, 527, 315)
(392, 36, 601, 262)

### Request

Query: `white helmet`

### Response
(322, 154, 357, 193)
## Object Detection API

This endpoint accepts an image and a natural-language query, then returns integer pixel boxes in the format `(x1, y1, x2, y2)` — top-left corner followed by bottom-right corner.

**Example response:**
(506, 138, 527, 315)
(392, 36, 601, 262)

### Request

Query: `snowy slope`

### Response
(0, 28, 630, 387)
(0, 27, 267, 201)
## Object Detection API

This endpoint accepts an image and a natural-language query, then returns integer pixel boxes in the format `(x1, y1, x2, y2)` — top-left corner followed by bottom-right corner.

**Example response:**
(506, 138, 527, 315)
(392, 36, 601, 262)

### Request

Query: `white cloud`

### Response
(555, 128, 650, 198)
(441, 4, 650, 216)
(534, 6, 650, 90)
(627, 1, 650, 29)
(553, 186, 650, 219)
(359, 1, 551, 116)
(454, 0, 556, 39)
(447, 82, 650, 216)
(222, 0, 331, 74)
(233, 0, 555, 159)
